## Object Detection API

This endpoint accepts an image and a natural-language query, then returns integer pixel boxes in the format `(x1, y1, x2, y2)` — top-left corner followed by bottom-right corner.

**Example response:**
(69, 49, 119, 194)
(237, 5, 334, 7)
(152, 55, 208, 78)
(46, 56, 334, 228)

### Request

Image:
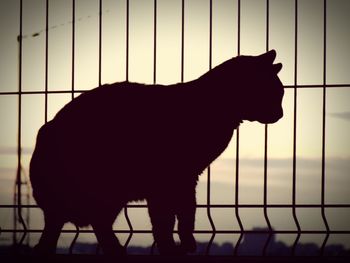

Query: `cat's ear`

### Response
(273, 63, 282, 74)
(259, 49, 276, 64)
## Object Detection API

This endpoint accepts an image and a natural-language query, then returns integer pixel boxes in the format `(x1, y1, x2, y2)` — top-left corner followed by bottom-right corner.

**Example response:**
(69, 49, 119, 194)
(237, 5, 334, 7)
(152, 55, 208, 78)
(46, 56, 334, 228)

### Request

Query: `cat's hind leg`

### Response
(33, 212, 64, 254)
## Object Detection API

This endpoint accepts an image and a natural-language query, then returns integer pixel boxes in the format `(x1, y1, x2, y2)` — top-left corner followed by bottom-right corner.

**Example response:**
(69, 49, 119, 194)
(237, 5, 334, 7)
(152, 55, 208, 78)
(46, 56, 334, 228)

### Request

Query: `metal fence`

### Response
(0, 0, 350, 257)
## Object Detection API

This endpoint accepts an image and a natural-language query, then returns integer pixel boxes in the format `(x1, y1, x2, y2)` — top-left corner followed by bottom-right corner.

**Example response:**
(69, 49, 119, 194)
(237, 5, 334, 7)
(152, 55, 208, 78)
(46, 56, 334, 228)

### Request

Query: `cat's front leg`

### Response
(91, 208, 126, 256)
(176, 184, 197, 254)
(147, 196, 177, 255)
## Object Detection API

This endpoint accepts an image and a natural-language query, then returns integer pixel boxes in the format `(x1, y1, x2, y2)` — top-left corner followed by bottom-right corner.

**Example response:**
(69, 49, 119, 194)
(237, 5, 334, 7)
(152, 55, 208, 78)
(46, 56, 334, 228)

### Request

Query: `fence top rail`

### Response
(0, 84, 350, 96)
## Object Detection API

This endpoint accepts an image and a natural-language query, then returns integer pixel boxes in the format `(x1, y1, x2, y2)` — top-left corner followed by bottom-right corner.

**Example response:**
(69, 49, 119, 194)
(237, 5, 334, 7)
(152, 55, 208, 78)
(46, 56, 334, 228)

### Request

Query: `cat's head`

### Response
(200, 49, 284, 124)
(212, 50, 284, 124)
(236, 50, 284, 124)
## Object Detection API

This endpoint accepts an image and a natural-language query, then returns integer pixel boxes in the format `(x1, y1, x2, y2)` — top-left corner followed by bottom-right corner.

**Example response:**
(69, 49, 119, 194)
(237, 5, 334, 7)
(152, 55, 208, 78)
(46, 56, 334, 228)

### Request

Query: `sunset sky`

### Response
(0, 0, 350, 252)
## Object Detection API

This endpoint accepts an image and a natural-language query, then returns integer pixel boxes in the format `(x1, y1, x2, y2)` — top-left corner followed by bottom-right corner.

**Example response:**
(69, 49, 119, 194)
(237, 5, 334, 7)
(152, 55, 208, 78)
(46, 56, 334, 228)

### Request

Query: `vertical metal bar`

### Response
(16, 0, 27, 247)
(150, 241, 156, 255)
(44, 0, 49, 123)
(291, 0, 301, 256)
(205, 0, 216, 255)
(181, 0, 185, 83)
(206, 166, 215, 255)
(25, 171, 30, 245)
(126, 0, 129, 82)
(262, 0, 272, 256)
(69, 225, 80, 254)
(153, 3, 158, 250)
(153, 0, 157, 85)
(98, 0, 102, 86)
(180, 2, 185, 252)
(124, 207, 133, 248)
(208, 0, 212, 70)
(71, 0, 75, 100)
(69, 0, 79, 253)
(234, 0, 244, 256)
(123, 0, 133, 249)
(236, 0, 240, 57)
(320, 0, 330, 255)
(13, 178, 17, 245)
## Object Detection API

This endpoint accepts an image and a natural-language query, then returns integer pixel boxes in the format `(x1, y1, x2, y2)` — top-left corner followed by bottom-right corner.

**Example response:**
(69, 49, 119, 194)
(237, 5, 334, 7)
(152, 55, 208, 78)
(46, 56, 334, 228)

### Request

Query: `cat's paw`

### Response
(32, 243, 56, 255)
(180, 235, 197, 253)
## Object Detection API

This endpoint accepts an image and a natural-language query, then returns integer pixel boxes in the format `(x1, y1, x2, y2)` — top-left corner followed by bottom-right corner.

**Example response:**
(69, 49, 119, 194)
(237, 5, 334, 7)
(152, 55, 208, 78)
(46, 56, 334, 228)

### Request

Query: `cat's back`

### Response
(54, 81, 192, 126)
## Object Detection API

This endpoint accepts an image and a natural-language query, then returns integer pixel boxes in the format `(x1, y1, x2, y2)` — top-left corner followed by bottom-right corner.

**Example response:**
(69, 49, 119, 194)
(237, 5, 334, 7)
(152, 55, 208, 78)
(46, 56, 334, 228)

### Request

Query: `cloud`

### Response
(329, 111, 350, 121)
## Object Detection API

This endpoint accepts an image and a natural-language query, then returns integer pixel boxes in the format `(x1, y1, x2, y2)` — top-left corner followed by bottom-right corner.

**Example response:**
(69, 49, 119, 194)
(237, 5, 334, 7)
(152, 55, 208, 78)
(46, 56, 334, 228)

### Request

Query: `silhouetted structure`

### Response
(29, 50, 284, 256)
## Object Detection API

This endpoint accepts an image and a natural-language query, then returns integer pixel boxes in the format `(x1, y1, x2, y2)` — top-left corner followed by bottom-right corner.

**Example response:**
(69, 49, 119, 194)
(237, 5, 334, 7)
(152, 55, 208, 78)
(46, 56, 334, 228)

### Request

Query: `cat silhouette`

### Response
(30, 50, 284, 256)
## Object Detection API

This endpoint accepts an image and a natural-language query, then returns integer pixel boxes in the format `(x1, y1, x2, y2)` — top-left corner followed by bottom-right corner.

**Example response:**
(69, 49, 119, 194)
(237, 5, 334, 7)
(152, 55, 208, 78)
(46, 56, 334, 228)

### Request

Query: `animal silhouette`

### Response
(30, 50, 284, 256)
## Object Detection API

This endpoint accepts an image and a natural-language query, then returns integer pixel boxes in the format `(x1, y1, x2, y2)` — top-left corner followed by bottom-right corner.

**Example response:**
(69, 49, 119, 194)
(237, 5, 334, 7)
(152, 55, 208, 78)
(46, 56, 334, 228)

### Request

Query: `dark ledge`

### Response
(1, 255, 349, 263)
